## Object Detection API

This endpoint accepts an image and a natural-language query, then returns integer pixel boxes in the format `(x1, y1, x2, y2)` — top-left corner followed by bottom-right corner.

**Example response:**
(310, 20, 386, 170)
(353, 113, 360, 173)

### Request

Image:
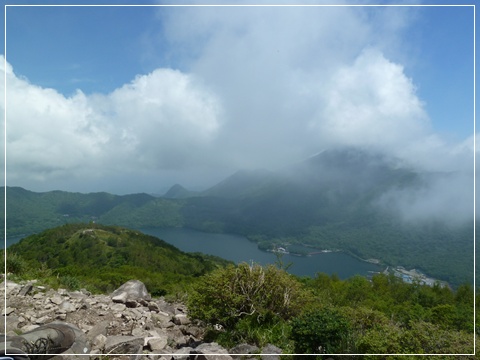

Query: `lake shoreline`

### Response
(139, 226, 383, 279)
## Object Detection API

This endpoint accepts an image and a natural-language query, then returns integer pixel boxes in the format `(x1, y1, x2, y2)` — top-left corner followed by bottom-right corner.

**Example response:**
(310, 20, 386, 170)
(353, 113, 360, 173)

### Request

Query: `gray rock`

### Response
(192, 342, 233, 360)
(184, 326, 204, 339)
(92, 333, 107, 351)
(152, 312, 173, 328)
(58, 301, 76, 313)
(2, 307, 15, 315)
(172, 347, 195, 360)
(56, 313, 67, 321)
(57, 288, 68, 296)
(129, 308, 143, 319)
(230, 343, 260, 356)
(168, 327, 187, 347)
(86, 320, 110, 342)
(173, 314, 191, 326)
(125, 299, 140, 308)
(157, 301, 176, 315)
(18, 283, 33, 296)
(19, 324, 39, 332)
(2, 280, 21, 295)
(111, 280, 151, 304)
(50, 295, 64, 305)
(132, 327, 146, 337)
(35, 315, 51, 324)
(5, 315, 20, 333)
(147, 336, 168, 351)
(111, 303, 127, 312)
(111, 291, 128, 303)
(148, 302, 160, 312)
(104, 335, 144, 354)
(260, 344, 282, 360)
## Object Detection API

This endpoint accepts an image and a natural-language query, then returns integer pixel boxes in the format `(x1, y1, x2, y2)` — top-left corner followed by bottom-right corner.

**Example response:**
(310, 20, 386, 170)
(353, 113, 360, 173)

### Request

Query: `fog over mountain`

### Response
(2, 5, 474, 228)
(376, 170, 474, 226)
(3, 145, 474, 286)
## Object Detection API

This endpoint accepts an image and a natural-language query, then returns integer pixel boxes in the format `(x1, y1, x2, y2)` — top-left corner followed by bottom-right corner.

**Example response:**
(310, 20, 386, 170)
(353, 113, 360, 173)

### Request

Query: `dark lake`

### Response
(139, 227, 383, 279)
(6, 227, 383, 279)
(6, 234, 27, 248)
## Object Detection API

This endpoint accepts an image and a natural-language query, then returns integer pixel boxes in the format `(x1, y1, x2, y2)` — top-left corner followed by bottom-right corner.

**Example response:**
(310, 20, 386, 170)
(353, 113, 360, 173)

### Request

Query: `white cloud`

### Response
(2, 56, 222, 190)
(376, 171, 474, 225)
(2, 5, 474, 198)
(314, 48, 428, 148)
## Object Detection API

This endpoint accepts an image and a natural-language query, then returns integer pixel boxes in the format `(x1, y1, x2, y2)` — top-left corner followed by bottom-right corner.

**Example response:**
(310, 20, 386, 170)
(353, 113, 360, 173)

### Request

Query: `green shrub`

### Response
(187, 262, 310, 328)
(356, 322, 404, 355)
(290, 307, 351, 354)
(230, 316, 293, 350)
(4, 252, 28, 275)
(59, 275, 81, 290)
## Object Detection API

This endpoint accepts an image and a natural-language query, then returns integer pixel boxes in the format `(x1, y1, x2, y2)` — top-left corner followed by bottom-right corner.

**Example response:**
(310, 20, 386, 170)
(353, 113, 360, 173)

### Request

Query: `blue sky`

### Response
(1, 1, 477, 197)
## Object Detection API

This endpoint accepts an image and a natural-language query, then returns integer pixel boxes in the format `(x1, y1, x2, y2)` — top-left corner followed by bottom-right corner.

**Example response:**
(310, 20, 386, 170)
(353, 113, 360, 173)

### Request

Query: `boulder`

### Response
(18, 283, 33, 296)
(104, 335, 144, 354)
(58, 301, 76, 313)
(86, 320, 110, 342)
(110, 303, 127, 312)
(230, 343, 260, 357)
(184, 325, 204, 339)
(260, 344, 282, 360)
(50, 295, 64, 305)
(2, 307, 15, 316)
(5, 315, 20, 333)
(2, 280, 21, 295)
(172, 346, 195, 360)
(92, 333, 107, 351)
(191, 342, 233, 360)
(111, 280, 151, 304)
(173, 313, 191, 326)
(147, 336, 168, 351)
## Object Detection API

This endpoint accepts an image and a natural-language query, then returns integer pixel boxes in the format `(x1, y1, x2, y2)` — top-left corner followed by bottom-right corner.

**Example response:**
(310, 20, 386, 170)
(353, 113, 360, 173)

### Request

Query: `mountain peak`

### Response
(163, 184, 197, 199)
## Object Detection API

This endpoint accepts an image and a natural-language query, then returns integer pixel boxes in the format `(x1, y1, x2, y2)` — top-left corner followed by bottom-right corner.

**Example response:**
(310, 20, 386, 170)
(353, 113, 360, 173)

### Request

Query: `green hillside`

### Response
(2, 186, 183, 236)
(6, 223, 231, 295)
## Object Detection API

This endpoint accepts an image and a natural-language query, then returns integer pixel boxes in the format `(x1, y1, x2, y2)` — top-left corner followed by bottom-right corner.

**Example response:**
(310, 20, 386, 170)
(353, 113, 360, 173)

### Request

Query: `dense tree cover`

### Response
(188, 265, 476, 357)
(2, 179, 474, 289)
(1, 187, 184, 237)
(5, 223, 231, 296)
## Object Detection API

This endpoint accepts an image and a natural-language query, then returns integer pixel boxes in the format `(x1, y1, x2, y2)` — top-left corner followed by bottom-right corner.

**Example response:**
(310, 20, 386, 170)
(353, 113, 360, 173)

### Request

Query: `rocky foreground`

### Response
(2, 279, 283, 360)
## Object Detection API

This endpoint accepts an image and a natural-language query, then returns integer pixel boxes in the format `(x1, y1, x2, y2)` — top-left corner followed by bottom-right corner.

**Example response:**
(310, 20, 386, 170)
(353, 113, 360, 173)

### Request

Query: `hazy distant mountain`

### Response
(187, 147, 420, 234)
(163, 184, 199, 199)
(201, 169, 282, 198)
(2, 146, 474, 287)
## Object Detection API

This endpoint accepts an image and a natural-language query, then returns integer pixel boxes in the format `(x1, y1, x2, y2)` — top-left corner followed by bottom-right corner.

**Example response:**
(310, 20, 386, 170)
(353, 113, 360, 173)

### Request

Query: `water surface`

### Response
(140, 227, 383, 279)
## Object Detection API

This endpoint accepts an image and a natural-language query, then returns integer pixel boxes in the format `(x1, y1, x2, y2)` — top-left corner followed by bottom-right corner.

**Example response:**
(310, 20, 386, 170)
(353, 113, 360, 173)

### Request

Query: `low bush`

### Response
(187, 262, 311, 329)
(290, 307, 351, 354)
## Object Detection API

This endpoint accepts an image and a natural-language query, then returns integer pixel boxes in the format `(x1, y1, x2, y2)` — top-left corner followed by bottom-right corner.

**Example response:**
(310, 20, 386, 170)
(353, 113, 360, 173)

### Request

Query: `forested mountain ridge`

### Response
(2, 147, 474, 287)
(7, 223, 231, 295)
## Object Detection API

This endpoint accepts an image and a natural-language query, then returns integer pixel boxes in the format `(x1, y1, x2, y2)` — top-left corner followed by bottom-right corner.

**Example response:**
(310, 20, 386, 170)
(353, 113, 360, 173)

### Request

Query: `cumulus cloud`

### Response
(2, 5, 474, 204)
(2, 56, 222, 191)
(316, 49, 428, 146)
(152, 5, 474, 223)
(156, 5, 471, 174)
